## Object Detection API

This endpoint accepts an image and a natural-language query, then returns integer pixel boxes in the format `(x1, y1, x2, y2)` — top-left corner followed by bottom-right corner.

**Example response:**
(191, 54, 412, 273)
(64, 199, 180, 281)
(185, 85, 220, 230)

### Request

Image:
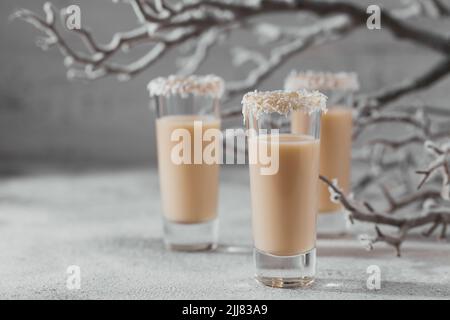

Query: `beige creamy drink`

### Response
(249, 134, 320, 256)
(292, 106, 352, 213)
(156, 114, 220, 224)
(317, 107, 352, 212)
(286, 71, 358, 218)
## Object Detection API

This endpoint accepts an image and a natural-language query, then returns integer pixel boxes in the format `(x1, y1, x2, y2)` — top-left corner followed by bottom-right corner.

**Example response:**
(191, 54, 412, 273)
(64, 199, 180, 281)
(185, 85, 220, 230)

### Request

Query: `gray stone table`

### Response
(0, 167, 449, 299)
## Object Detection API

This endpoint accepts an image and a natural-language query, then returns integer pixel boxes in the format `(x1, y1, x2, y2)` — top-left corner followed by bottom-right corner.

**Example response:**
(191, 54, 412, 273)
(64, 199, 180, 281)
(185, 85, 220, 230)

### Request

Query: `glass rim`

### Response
(242, 90, 327, 123)
(284, 70, 359, 92)
(147, 74, 225, 99)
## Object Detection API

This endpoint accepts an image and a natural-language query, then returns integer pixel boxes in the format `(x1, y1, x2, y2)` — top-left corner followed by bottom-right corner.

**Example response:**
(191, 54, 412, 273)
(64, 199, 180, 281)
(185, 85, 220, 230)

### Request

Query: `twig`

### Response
(358, 58, 450, 115)
(380, 184, 442, 214)
(416, 141, 450, 192)
(320, 175, 450, 255)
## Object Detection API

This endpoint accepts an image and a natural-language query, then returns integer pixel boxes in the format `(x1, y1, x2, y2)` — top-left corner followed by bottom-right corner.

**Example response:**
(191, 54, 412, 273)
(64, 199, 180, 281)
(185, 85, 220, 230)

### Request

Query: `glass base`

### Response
(254, 248, 316, 288)
(317, 210, 349, 236)
(163, 217, 218, 252)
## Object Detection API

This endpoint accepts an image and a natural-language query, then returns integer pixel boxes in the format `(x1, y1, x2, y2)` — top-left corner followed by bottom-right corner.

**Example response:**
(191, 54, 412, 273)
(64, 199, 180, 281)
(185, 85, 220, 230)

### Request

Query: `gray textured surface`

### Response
(0, 167, 449, 300)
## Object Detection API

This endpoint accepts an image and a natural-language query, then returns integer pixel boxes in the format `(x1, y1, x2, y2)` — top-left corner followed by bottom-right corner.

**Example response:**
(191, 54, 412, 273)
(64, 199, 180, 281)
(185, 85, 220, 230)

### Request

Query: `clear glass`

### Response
(153, 94, 221, 251)
(245, 108, 322, 288)
(291, 89, 353, 236)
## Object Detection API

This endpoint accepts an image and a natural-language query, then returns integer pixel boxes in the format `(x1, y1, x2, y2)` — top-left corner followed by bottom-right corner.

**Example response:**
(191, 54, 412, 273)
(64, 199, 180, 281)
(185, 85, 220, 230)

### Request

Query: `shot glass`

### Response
(285, 71, 358, 236)
(243, 90, 327, 288)
(148, 75, 224, 251)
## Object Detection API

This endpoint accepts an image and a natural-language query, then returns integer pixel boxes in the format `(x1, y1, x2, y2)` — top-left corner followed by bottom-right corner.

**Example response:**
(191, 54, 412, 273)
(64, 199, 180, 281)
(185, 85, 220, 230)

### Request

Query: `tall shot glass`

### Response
(285, 71, 359, 236)
(243, 90, 327, 288)
(148, 75, 224, 251)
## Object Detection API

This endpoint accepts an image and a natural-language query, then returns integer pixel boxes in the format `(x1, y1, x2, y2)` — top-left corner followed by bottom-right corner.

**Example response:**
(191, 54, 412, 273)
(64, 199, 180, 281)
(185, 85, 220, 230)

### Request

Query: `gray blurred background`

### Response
(1, 0, 449, 168)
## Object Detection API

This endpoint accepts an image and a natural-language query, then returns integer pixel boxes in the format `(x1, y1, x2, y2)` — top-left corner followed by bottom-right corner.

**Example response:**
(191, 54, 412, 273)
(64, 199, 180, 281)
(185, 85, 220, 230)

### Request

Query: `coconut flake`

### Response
(147, 74, 225, 98)
(241, 89, 327, 121)
(285, 70, 359, 91)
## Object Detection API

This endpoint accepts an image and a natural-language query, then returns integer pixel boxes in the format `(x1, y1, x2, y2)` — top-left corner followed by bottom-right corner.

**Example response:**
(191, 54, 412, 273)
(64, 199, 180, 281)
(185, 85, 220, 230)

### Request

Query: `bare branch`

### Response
(226, 15, 353, 99)
(320, 175, 450, 255)
(176, 28, 222, 76)
(416, 142, 450, 196)
(380, 184, 442, 214)
(369, 135, 426, 150)
(12, 0, 450, 87)
(358, 58, 450, 115)
(354, 110, 431, 141)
